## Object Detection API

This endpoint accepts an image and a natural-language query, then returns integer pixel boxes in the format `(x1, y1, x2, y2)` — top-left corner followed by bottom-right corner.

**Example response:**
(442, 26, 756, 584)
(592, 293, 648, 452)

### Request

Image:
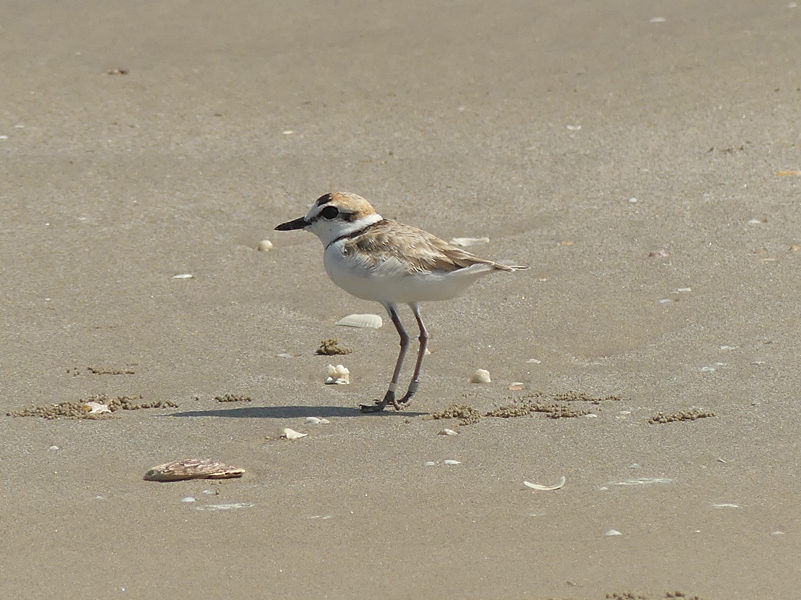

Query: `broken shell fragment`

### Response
(171, 273, 194, 279)
(443, 459, 461, 465)
(84, 401, 111, 414)
(469, 369, 491, 384)
(305, 416, 330, 425)
(326, 364, 350, 385)
(282, 428, 307, 440)
(523, 476, 566, 491)
(336, 314, 383, 329)
(438, 428, 458, 436)
(449, 237, 490, 247)
(144, 458, 246, 482)
(257, 240, 273, 251)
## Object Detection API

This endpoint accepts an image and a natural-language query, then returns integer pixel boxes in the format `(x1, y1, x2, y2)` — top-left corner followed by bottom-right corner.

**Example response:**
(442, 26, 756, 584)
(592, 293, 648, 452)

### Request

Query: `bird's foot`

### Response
(360, 390, 398, 413)
(396, 381, 419, 407)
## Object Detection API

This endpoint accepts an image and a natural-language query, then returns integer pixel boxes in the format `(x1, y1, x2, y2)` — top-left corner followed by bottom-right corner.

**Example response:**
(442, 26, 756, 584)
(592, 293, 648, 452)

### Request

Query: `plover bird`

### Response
(276, 192, 528, 413)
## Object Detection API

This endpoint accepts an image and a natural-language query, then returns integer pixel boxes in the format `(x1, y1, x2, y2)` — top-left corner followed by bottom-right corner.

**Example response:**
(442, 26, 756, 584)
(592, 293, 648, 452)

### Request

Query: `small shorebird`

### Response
(276, 192, 528, 413)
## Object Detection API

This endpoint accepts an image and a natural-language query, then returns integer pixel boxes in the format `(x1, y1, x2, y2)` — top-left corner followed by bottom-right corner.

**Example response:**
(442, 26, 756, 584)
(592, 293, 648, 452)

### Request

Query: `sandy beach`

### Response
(1, 1, 800, 598)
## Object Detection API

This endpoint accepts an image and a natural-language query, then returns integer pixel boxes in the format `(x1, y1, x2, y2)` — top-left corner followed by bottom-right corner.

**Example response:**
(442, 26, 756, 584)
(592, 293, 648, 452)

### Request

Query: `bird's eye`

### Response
(320, 205, 339, 220)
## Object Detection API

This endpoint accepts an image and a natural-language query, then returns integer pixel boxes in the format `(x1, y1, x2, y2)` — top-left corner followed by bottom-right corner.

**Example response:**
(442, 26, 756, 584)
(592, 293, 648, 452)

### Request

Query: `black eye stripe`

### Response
(320, 205, 339, 220)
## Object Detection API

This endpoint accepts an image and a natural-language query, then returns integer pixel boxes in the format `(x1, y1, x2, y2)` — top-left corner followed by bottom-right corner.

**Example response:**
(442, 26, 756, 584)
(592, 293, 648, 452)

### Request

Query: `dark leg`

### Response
(398, 303, 428, 406)
(360, 303, 409, 413)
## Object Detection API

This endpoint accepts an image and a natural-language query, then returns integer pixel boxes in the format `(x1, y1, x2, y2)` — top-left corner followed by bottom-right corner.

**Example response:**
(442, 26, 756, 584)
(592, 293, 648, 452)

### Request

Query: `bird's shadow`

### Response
(169, 405, 428, 419)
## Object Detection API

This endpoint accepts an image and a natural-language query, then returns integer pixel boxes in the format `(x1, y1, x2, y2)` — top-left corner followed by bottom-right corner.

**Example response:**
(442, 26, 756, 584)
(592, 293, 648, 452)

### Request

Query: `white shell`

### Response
(523, 476, 566, 491)
(195, 503, 254, 511)
(604, 529, 622, 536)
(449, 237, 490, 247)
(336, 313, 383, 329)
(305, 416, 330, 425)
(85, 401, 110, 414)
(443, 459, 461, 465)
(439, 428, 458, 436)
(325, 364, 350, 385)
(282, 428, 307, 440)
(257, 240, 273, 251)
(469, 369, 491, 384)
(171, 273, 194, 279)
(181, 497, 196, 503)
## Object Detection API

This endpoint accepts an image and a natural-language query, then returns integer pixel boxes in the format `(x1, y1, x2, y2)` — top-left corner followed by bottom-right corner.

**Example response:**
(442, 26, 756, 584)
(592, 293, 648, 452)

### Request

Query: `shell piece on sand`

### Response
(282, 428, 307, 440)
(305, 416, 330, 425)
(144, 458, 245, 482)
(439, 428, 458, 436)
(443, 459, 461, 465)
(257, 239, 273, 251)
(336, 314, 383, 329)
(469, 369, 491, 384)
(449, 237, 490, 247)
(84, 401, 111, 414)
(195, 503, 255, 511)
(326, 364, 350, 385)
(171, 273, 194, 279)
(523, 476, 566, 491)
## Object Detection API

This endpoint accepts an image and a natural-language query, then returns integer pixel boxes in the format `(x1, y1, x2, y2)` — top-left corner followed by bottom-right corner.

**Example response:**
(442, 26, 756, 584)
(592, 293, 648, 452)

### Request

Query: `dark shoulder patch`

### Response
(315, 193, 333, 206)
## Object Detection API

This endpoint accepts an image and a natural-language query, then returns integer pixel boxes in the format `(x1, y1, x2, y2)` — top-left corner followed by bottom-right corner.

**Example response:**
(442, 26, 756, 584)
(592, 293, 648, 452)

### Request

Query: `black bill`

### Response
(275, 216, 309, 231)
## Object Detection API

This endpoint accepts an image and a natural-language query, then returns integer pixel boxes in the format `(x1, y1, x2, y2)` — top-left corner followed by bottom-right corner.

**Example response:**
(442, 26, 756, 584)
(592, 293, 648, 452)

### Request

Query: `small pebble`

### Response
(181, 497, 196, 503)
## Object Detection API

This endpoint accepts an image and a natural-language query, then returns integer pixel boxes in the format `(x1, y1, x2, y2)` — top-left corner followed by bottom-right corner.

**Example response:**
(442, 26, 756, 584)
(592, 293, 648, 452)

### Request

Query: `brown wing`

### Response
(343, 219, 504, 274)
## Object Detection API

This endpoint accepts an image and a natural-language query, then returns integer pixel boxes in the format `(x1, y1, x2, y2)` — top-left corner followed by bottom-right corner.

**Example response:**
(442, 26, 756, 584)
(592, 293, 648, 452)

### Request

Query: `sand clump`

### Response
(7, 394, 178, 420)
(214, 393, 252, 403)
(316, 339, 353, 355)
(648, 409, 716, 424)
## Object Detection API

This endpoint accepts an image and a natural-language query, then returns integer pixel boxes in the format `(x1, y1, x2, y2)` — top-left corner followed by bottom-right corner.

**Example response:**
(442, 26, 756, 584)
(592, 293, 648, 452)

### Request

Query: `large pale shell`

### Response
(144, 458, 245, 482)
(336, 314, 383, 329)
(523, 476, 566, 491)
(469, 369, 491, 384)
(326, 364, 350, 385)
(282, 428, 307, 440)
(449, 237, 490, 247)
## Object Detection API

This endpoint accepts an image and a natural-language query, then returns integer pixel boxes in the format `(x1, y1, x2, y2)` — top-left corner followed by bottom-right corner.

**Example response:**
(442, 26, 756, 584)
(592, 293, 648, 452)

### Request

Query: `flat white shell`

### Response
(439, 429, 458, 436)
(85, 401, 110, 414)
(605, 529, 622, 536)
(325, 364, 350, 385)
(523, 476, 566, 491)
(449, 236, 490, 247)
(336, 314, 383, 329)
(305, 416, 330, 425)
(443, 459, 461, 465)
(171, 273, 194, 279)
(469, 369, 491, 384)
(282, 428, 307, 440)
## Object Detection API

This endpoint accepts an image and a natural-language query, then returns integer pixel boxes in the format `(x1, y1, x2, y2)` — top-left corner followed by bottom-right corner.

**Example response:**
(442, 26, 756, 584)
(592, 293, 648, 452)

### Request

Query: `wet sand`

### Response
(1, 1, 800, 598)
